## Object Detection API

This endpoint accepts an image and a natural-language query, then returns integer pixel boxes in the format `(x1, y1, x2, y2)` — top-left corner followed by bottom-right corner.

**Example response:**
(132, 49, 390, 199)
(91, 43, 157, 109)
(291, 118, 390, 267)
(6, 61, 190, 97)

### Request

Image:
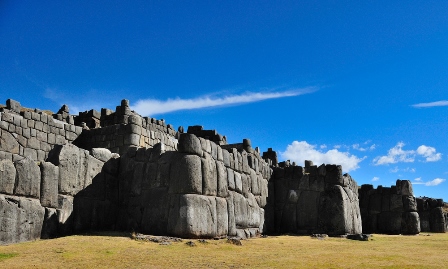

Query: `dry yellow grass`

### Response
(1, 232, 448, 269)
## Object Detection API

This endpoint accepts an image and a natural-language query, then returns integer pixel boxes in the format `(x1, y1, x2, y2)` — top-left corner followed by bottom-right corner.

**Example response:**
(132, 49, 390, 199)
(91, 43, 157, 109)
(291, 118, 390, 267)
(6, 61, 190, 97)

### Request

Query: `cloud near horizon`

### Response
(412, 100, 448, 108)
(280, 141, 366, 172)
(130, 88, 316, 116)
(413, 178, 446, 186)
(373, 142, 442, 165)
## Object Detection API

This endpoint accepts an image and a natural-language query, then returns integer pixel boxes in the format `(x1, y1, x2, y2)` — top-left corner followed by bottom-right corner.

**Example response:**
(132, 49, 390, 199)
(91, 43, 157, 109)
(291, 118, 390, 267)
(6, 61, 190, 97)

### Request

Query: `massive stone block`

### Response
(201, 153, 217, 196)
(233, 192, 249, 228)
(0, 194, 45, 244)
(247, 193, 261, 228)
(40, 162, 59, 208)
(14, 157, 41, 198)
(169, 154, 202, 194)
(318, 185, 361, 235)
(401, 212, 420, 235)
(226, 191, 237, 236)
(57, 194, 74, 235)
(216, 161, 228, 197)
(0, 158, 16, 194)
(216, 197, 229, 237)
(0, 130, 19, 155)
(178, 133, 202, 157)
(167, 194, 218, 238)
(51, 144, 89, 196)
(430, 207, 446, 232)
(227, 168, 235, 191)
(396, 179, 413, 196)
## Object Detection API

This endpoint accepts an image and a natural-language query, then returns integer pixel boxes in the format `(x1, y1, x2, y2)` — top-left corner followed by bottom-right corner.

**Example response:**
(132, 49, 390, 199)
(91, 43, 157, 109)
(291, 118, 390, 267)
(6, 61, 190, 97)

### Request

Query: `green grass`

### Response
(0, 233, 447, 268)
(0, 252, 18, 261)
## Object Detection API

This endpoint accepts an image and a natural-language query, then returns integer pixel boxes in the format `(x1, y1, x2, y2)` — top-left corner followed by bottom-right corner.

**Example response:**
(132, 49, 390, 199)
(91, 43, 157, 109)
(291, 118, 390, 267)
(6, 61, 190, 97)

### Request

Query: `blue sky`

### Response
(1, 1, 448, 200)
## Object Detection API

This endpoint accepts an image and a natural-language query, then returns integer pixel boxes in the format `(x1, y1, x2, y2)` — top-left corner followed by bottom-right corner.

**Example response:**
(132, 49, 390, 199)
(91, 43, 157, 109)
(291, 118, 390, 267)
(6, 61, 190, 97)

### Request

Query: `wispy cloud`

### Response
(425, 178, 445, 186)
(280, 141, 366, 172)
(373, 142, 442, 165)
(372, 177, 380, 182)
(412, 177, 445, 186)
(131, 88, 316, 116)
(352, 142, 376, 152)
(412, 100, 448, 108)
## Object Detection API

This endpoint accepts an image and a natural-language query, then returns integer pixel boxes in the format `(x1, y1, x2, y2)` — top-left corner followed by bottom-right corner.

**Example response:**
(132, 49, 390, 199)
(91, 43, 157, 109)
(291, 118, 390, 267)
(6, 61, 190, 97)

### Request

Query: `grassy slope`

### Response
(0, 232, 448, 268)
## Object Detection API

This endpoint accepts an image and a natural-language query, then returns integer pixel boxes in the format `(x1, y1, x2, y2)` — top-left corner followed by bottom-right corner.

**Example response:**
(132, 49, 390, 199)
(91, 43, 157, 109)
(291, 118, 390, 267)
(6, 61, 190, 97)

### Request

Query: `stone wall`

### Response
(265, 160, 362, 235)
(2, 97, 446, 245)
(0, 99, 82, 162)
(416, 197, 447, 233)
(0, 144, 118, 244)
(116, 133, 271, 239)
(73, 100, 178, 155)
(359, 180, 420, 235)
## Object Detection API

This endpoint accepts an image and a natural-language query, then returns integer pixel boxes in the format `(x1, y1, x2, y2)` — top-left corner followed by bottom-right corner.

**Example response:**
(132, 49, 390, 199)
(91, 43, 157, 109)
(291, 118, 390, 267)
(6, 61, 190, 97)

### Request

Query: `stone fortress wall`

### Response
(264, 159, 362, 235)
(0, 98, 446, 245)
(416, 197, 448, 233)
(359, 181, 421, 235)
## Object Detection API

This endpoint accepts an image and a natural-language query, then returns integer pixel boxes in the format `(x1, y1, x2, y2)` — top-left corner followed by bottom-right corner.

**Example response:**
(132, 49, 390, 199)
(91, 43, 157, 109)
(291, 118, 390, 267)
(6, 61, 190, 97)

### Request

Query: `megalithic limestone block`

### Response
(396, 179, 414, 196)
(216, 197, 229, 237)
(14, 156, 41, 198)
(40, 162, 59, 208)
(169, 154, 202, 194)
(0, 129, 20, 155)
(0, 194, 45, 244)
(226, 191, 237, 236)
(216, 160, 228, 198)
(318, 185, 362, 235)
(202, 153, 217, 196)
(227, 168, 235, 191)
(178, 133, 203, 156)
(167, 194, 218, 238)
(233, 192, 249, 228)
(0, 158, 16, 194)
(401, 212, 420, 235)
(50, 144, 87, 196)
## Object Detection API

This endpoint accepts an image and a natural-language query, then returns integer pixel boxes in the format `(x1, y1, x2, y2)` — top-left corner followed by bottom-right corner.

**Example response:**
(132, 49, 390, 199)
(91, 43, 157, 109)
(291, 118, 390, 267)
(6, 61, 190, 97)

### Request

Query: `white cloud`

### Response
(130, 88, 316, 116)
(372, 177, 380, 182)
(373, 142, 441, 165)
(412, 100, 448, 108)
(412, 177, 445, 186)
(425, 178, 446, 186)
(352, 142, 376, 152)
(373, 142, 415, 165)
(390, 166, 399, 173)
(280, 141, 366, 172)
(417, 145, 442, 162)
(390, 166, 416, 173)
(404, 167, 416, 173)
(320, 144, 327, 149)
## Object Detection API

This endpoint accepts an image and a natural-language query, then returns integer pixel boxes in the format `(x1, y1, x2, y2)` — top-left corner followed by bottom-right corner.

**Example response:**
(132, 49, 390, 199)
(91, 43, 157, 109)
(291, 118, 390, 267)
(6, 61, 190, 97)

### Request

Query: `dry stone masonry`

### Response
(265, 160, 362, 235)
(416, 197, 447, 233)
(359, 180, 421, 235)
(0, 98, 445, 245)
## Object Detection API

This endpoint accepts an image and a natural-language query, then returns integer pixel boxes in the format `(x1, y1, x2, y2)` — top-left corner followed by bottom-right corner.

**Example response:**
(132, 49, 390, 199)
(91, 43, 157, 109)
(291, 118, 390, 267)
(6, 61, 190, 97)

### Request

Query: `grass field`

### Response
(1, 232, 447, 268)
